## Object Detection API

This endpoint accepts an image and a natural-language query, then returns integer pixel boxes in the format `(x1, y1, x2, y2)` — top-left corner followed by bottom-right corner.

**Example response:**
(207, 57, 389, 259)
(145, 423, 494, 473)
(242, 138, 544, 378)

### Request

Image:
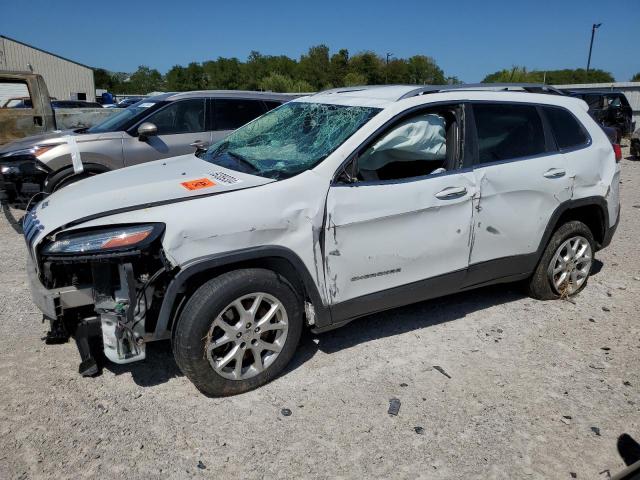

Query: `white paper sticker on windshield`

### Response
(138, 102, 155, 108)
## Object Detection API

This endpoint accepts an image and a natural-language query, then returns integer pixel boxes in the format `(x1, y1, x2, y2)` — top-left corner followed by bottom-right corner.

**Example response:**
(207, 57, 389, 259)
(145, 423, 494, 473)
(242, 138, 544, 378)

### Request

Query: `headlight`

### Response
(1, 165, 20, 175)
(0, 144, 60, 159)
(42, 224, 163, 255)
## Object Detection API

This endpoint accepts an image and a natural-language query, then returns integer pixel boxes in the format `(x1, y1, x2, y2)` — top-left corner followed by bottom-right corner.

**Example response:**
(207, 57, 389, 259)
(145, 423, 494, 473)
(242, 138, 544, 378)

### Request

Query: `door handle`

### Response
(435, 186, 467, 200)
(543, 168, 566, 179)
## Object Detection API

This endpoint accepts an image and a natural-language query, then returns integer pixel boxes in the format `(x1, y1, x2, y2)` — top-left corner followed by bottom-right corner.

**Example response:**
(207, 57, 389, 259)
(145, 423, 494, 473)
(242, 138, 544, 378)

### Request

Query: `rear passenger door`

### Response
(467, 102, 572, 283)
(211, 99, 269, 142)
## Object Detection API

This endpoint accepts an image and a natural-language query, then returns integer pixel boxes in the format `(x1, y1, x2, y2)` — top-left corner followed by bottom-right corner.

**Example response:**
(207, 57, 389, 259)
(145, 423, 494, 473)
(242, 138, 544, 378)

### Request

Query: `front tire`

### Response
(172, 269, 303, 397)
(527, 221, 595, 300)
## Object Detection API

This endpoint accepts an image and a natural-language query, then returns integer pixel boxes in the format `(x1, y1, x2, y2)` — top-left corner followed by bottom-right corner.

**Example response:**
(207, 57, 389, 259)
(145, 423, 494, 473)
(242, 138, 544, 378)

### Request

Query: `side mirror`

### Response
(137, 122, 157, 141)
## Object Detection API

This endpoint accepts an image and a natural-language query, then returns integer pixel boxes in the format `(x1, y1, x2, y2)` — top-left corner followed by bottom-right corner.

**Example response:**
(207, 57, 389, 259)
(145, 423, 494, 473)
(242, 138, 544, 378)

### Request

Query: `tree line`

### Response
(94, 44, 628, 95)
(94, 45, 453, 94)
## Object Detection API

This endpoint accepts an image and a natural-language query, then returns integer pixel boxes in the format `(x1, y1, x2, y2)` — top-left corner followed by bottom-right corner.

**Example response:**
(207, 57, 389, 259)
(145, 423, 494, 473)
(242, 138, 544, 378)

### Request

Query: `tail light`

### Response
(613, 143, 622, 162)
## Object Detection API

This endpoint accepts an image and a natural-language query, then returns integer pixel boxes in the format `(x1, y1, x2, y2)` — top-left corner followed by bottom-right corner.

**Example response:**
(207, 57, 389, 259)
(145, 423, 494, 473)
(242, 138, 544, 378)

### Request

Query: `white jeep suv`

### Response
(24, 84, 621, 396)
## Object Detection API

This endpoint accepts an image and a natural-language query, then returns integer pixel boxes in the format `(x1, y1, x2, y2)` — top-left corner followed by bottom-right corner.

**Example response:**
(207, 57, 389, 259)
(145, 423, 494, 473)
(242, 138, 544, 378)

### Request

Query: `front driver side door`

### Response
(323, 104, 476, 314)
(122, 98, 210, 166)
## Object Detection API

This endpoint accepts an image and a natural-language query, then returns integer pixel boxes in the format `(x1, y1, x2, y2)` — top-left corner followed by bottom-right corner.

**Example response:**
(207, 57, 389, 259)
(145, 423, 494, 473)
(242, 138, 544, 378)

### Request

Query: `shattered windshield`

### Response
(87, 100, 159, 133)
(202, 102, 380, 179)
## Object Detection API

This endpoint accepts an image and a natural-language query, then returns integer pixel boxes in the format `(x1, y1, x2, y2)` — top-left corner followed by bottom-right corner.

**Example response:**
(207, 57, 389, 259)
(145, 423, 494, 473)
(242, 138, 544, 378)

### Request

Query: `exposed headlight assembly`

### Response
(0, 144, 60, 159)
(42, 224, 164, 255)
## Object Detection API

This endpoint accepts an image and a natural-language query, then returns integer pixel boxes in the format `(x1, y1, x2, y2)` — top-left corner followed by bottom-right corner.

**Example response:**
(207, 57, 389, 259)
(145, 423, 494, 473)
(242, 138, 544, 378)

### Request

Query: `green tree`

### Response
(406, 55, 445, 85)
(299, 45, 331, 89)
(483, 67, 614, 84)
(483, 66, 531, 83)
(349, 51, 384, 84)
(384, 59, 410, 84)
(93, 68, 117, 90)
(123, 66, 164, 94)
(330, 49, 350, 87)
(343, 72, 368, 86)
(203, 57, 243, 89)
(632, 72, 640, 82)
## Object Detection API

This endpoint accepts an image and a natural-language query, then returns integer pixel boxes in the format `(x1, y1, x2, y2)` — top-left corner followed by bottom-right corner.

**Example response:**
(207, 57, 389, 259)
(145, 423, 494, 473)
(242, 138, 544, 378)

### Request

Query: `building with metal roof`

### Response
(0, 35, 95, 101)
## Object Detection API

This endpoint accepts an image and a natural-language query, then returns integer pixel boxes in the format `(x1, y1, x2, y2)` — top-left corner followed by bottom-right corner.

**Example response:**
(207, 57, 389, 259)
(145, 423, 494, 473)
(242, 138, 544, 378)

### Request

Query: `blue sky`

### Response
(1, 0, 638, 82)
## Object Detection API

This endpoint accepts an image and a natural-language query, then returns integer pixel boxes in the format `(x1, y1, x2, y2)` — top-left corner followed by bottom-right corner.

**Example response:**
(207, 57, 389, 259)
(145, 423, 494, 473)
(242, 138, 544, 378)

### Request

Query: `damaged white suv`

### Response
(24, 84, 620, 396)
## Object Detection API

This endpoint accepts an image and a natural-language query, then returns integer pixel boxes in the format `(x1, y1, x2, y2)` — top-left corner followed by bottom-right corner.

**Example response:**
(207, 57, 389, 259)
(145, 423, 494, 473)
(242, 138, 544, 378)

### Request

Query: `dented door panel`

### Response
(470, 154, 572, 265)
(324, 172, 476, 304)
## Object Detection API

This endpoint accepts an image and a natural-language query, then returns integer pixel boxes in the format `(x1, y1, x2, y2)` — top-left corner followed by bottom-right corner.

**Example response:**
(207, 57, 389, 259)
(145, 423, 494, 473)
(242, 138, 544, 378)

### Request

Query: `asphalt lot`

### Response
(0, 147, 638, 479)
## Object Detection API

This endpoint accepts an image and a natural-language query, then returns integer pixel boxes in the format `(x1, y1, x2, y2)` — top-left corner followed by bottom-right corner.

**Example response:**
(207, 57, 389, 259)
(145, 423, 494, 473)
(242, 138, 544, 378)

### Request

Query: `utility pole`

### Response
(586, 23, 602, 79)
(386, 52, 393, 84)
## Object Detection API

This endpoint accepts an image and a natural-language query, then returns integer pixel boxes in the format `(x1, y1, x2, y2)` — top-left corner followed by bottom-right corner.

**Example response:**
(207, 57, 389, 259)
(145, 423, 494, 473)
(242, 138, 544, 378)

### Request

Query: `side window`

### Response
(263, 101, 282, 112)
(583, 94, 603, 110)
(543, 106, 588, 150)
(356, 107, 459, 182)
(146, 99, 205, 135)
(215, 99, 265, 130)
(473, 103, 546, 164)
(0, 80, 32, 109)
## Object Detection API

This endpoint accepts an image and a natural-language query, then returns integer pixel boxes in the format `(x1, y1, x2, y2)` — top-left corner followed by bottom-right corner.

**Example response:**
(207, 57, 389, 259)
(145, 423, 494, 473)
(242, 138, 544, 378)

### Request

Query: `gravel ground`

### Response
(0, 147, 639, 480)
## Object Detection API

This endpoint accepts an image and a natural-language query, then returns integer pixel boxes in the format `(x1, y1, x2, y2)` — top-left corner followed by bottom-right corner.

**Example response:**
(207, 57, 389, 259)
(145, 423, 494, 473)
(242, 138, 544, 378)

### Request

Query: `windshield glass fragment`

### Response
(202, 102, 380, 179)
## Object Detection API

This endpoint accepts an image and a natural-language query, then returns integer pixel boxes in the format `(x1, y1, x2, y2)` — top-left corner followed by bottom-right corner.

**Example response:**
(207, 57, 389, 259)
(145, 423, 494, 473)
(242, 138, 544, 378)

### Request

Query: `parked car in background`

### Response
(0, 91, 300, 202)
(0, 71, 117, 146)
(566, 90, 634, 140)
(51, 100, 103, 109)
(23, 84, 620, 395)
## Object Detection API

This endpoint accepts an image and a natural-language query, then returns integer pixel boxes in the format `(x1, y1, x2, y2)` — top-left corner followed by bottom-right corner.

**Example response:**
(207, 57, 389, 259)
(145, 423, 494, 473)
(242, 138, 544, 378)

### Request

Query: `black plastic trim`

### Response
(153, 245, 329, 339)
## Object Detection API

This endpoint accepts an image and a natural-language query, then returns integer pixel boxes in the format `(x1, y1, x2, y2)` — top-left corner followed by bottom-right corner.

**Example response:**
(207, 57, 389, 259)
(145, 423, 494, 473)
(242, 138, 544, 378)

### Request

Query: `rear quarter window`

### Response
(543, 106, 589, 150)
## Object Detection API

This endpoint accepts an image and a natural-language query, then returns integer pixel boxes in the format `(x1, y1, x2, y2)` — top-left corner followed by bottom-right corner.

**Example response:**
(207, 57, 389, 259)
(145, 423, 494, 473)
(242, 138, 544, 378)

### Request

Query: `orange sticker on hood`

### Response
(181, 178, 215, 191)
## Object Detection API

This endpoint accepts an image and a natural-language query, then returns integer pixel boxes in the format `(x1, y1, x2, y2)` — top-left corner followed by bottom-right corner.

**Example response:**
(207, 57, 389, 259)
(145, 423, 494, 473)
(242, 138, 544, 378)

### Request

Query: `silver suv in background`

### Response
(0, 91, 299, 202)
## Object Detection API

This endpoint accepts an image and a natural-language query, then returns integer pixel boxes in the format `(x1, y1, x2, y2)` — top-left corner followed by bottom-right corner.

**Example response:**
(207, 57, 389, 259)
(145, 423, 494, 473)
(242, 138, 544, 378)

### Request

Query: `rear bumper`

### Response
(600, 208, 620, 250)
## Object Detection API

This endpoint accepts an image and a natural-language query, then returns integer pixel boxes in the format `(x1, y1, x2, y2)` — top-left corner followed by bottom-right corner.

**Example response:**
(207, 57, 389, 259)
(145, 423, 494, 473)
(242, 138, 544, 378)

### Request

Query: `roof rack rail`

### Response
(397, 83, 566, 100)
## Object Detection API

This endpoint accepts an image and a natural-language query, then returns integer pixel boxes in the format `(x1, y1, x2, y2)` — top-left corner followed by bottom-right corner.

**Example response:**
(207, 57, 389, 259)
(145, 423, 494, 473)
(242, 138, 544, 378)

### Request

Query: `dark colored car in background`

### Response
(567, 90, 634, 140)
(51, 100, 103, 109)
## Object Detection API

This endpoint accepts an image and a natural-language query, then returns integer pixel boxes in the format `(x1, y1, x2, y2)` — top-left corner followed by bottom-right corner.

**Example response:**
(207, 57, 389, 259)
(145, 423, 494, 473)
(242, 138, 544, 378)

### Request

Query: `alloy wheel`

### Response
(547, 235, 593, 295)
(205, 292, 288, 380)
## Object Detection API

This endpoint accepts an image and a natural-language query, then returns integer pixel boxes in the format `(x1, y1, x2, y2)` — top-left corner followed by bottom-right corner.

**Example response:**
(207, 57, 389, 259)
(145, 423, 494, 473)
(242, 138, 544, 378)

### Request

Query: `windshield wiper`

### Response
(226, 150, 259, 173)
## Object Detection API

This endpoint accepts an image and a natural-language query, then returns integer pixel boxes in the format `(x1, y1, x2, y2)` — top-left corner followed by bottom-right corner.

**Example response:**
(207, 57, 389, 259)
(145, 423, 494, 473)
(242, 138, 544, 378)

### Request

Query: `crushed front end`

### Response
(25, 214, 172, 375)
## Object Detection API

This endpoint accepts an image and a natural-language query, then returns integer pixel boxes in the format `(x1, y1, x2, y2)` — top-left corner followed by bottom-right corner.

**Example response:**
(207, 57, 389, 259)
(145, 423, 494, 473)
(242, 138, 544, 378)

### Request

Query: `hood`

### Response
(0, 130, 123, 156)
(30, 153, 274, 241)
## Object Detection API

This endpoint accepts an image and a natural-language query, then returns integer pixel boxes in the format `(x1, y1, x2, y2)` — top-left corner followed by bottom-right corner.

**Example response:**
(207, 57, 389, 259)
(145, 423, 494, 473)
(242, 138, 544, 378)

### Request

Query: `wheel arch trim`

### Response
(153, 245, 330, 339)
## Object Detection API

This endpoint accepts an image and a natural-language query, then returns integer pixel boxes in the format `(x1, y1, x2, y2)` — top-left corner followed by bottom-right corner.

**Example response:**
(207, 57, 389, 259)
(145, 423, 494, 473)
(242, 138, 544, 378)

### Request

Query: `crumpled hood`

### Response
(30, 153, 274, 241)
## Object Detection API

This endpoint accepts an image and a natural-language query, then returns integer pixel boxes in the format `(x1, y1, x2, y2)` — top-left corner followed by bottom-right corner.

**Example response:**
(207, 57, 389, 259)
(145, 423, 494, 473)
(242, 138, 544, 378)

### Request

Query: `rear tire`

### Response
(172, 269, 303, 397)
(526, 221, 595, 300)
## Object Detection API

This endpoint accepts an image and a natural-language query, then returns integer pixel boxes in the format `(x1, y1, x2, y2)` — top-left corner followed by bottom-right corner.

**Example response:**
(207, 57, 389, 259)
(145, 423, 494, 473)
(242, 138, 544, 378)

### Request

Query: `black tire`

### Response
(172, 268, 303, 397)
(44, 169, 103, 194)
(526, 221, 596, 300)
